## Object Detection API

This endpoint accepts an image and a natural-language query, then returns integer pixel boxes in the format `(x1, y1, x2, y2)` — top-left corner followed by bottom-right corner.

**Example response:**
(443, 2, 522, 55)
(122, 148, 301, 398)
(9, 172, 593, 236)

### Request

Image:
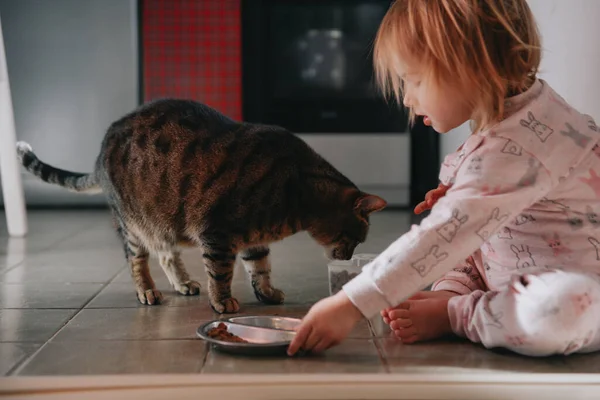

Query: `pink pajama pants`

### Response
(446, 270, 600, 356)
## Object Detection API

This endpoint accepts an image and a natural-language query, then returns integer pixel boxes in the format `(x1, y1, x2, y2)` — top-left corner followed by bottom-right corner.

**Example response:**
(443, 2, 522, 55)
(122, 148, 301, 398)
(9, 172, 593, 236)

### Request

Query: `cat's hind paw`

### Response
(254, 286, 285, 305)
(175, 280, 201, 296)
(210, 297, 240, 314)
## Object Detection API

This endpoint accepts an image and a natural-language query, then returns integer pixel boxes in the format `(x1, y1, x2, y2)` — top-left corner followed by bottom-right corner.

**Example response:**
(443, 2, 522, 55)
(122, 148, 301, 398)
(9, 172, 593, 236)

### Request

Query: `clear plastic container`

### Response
(328, 253, 378, 296)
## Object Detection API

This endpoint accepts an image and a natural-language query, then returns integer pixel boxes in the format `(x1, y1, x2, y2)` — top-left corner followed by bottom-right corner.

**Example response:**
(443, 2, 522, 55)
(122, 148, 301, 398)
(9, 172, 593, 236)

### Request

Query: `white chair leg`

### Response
(0, 16, 27, 237)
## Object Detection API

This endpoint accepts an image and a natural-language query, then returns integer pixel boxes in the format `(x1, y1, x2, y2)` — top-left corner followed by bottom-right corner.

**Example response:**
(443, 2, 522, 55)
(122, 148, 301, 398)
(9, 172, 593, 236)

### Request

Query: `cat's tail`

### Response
(15, 141, 102, 194)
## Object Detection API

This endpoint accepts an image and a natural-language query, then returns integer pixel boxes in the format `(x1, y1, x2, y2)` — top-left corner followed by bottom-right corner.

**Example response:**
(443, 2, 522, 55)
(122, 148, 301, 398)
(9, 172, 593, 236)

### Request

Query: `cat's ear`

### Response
(355, 192, 387, 216)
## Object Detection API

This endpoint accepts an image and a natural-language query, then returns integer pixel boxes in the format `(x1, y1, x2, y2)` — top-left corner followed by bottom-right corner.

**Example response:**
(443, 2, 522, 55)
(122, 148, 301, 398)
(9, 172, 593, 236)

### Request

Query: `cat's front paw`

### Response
(254, 286, 285, 305)
(175, 280, 201, 296)
(210, 297, 240, 314)
(137, 289, 163, 305)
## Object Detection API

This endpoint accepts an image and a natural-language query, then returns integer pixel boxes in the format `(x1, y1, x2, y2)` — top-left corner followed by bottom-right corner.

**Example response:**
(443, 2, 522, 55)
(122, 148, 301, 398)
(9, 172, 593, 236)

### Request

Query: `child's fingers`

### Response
(430, 191, 445, 204)
(413, 201, 425, 214)
(432, 185, 449, 200)
(302, 329, 321, 354)
(288, 323, 311, 356)
(415, 183, 450, 215)
(424, 187, 437, 202)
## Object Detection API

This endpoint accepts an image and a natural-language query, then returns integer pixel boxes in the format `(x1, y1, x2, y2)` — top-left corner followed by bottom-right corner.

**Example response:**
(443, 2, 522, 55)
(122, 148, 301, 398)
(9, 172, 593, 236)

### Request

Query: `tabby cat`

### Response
(16, 99, 387, 313)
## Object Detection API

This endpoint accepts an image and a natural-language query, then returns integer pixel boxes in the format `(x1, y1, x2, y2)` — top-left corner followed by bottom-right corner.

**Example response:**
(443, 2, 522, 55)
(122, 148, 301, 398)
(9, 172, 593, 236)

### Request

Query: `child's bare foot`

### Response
(381, 291, 455, 324)
(382, 291, 458, 343)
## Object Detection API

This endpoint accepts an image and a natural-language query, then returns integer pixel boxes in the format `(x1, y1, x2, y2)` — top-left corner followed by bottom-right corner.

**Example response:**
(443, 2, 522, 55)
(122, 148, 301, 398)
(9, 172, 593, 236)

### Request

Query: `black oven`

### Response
(241, 0, 440, 208)
(241, 0, 407, 133)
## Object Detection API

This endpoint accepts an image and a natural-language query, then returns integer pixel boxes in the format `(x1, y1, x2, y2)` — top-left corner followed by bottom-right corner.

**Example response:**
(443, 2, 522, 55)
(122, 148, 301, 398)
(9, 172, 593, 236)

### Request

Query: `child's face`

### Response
(400, 61, 473, 133)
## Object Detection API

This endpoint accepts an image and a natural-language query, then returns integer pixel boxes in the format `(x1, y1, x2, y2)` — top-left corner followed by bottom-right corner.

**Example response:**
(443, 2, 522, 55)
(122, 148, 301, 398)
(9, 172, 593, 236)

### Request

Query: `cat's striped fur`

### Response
(16, 99, 387, 313)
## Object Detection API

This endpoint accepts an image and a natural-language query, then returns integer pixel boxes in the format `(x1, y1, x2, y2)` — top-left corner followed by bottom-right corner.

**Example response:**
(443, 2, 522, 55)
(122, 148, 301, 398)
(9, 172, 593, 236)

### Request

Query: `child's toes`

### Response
(390, 318, 412, 331)
(388, 303, 410, 320)
(381, 309, 391, 324)
(389, 310, 410, 321)
(394, 326, 418, 341)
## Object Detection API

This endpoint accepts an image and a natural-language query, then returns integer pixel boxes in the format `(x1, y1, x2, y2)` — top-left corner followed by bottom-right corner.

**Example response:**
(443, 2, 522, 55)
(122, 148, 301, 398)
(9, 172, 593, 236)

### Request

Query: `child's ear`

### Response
(355, 192, 387, 216)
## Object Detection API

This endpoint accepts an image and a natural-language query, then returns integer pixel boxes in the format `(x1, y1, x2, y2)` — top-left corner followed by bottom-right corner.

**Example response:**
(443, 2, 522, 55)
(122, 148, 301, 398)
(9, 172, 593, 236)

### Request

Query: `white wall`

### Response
(0, 0, 138, 206)
(299, 134, 410, 206)
(440, 0, 600, 159)
(441, 122, 471, 158)
(528, 0, 600, 117)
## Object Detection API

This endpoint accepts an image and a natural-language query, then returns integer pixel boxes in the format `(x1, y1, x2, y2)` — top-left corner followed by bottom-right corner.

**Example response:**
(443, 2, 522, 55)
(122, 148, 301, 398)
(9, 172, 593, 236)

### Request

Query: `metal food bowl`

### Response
(197, 320, 298, 356)
(227, 315, 301, 332)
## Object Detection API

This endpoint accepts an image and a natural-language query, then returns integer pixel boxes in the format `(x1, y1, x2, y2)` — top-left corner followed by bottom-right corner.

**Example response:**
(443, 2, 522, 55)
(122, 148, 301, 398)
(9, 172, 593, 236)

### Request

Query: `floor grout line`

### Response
(368, 319, 391, 373)
(199, 341, 211, 373)
(7, 266, 125, 376)
(0, 223, 103, 276)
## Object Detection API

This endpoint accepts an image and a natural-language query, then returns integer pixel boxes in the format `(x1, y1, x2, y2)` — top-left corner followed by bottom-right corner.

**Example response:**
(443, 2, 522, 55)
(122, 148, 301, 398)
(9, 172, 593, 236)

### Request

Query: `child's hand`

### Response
(414, 183, 450, 214)
(287, 291, 363, 356)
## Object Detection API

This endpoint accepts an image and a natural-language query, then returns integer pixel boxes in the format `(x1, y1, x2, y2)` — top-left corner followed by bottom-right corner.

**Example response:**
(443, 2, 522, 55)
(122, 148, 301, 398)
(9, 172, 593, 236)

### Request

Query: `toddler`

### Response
(287, 0, 600, 357)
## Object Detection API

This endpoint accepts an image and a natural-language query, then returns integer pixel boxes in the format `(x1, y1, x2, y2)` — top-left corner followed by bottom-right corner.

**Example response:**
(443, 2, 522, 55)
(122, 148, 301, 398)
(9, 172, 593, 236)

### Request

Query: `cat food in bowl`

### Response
(207, 322, 249, 343)
(328, 253, 377, 295)
(197, 320, 296, 356)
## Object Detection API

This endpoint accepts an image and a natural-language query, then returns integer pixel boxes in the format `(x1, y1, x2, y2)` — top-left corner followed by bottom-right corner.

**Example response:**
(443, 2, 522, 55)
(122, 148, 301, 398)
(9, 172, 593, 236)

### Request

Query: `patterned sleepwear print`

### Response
(343, 79, 600, 356)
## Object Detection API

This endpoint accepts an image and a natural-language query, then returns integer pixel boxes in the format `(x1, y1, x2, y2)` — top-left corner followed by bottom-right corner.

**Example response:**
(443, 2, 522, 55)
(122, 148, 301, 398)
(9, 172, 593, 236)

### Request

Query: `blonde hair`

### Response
(374, 0, 541, 132)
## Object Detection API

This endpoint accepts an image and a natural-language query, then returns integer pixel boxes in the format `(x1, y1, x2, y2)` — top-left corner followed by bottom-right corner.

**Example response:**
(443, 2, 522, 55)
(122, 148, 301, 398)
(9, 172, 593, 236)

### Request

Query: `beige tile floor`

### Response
(1, 209, 599, 376)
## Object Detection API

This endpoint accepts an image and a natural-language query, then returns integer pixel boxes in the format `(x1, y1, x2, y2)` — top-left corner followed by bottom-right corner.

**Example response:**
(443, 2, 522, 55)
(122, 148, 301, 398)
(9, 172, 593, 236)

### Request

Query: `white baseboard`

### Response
(2, 373, 599, 400)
